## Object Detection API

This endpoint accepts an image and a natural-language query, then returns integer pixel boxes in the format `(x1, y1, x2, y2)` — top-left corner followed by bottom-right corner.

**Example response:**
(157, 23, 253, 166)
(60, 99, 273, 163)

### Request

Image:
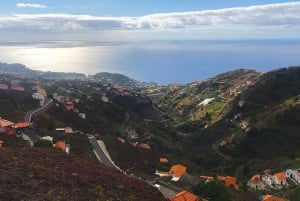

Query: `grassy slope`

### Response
(0, 147, 167, 201)
(225, 67, 300, 159)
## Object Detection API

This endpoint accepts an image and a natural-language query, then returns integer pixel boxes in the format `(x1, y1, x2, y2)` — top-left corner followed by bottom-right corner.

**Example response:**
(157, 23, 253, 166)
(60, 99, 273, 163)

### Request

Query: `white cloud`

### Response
(16, 3, 47, 8)
(2, 2, 300, 40)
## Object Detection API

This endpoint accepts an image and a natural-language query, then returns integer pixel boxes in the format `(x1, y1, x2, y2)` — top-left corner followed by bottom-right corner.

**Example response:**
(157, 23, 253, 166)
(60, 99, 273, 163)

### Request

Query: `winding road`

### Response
(211, 143, 232, 161)
(88, 135, 116, 167)
(25, 98, 53, 122)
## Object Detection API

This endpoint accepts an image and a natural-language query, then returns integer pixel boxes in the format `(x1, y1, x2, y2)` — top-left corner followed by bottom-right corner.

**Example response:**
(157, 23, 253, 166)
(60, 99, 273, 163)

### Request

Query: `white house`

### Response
(79, 113, 86, 119)
(286, 169, 300, 184)
(261, 174, 273, 187)
(32, 93, 45, 100)
(41, 136, 53, 143)
(197, 98, 215, 107)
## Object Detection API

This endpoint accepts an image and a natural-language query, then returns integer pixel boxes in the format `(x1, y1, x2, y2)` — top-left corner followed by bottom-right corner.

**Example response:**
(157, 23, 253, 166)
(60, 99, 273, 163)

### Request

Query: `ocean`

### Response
(0, 39, 299, 84)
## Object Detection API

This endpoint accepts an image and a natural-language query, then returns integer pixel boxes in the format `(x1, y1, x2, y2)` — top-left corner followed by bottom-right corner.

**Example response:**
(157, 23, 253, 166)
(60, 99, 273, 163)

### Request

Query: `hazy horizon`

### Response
(0, 39, 300, 84)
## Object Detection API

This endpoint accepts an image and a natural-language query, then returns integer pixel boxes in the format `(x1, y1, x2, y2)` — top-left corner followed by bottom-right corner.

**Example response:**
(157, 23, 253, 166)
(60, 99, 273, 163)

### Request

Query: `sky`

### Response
(0, 1, 300, 83)
(0, 0, 300, 41)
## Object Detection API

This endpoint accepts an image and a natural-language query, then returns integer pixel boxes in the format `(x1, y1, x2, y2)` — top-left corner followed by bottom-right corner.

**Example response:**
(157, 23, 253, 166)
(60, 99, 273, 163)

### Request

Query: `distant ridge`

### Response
(0, 62, 86, 79)
(0, 62, 158, 90)
(91, 72, 158, 90)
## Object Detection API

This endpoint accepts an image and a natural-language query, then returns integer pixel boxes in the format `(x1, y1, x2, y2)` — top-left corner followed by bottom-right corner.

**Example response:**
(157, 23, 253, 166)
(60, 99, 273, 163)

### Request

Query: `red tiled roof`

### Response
(169, 164, 187, 177)
(54, 141, 66, 151)
(250, 174, 261, 184)
(0, 118, 15, 127)
(11, 86, 24, 91)
(171, 191, 200, 201)
(14, 122, 32, 128)
(218, 176, 239, 190)
(160, 158, 168, 163)
(274, 172, 286, 181)
(262, 194, 289, 201)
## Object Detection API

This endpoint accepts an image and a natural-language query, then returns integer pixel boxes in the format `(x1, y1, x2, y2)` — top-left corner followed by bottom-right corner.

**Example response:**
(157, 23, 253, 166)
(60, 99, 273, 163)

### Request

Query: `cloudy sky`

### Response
(0, 0, 300, 41)
(0, 1, 300, 83)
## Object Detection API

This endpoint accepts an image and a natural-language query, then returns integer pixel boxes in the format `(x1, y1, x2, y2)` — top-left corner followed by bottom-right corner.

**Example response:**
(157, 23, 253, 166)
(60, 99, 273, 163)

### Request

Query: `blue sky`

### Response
(0, 1, 300, 83)
(1, 0, 299, 16)
(0, 0, 300, 41)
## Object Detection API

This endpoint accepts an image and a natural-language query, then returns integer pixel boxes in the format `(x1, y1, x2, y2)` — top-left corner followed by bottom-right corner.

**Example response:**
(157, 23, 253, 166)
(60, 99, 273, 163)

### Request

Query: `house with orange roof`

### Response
(273, 172, 287, 186)
(11, 86, 24, 91)
(160, 158, 168, 163)
(262, 194, 289, 201)
(14, 122, 32, 129)
(248, 174, 266, 190)
(54, 141, 70, 154)
(0, 83, 8, 90)
(0, 118, 16, 135)
(217, 176, 239, 190)
(171, 190, 207, 201)
(169, 164, 187, 181)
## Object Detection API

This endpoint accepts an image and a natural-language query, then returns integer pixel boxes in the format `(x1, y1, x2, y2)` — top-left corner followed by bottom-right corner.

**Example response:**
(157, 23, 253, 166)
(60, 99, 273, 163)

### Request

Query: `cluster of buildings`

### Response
(32, 86, 47, 106)
(0, 115, 71, 154)
(116, 137, 151, 150)
(52, 93, 86, 120)
(199, 175, 240, 190)
(0, 117, 32, 136)
(0, 117, 35, 146)
(0, 83, 24, 91)
(248, 169, 300, 190)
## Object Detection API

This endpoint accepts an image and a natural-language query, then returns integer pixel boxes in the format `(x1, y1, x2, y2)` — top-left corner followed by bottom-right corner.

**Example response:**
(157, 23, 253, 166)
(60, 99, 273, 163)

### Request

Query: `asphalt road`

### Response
(211, 143, 232, 161)
(88, 135, 115, 167)
(24, 98, 53, 122)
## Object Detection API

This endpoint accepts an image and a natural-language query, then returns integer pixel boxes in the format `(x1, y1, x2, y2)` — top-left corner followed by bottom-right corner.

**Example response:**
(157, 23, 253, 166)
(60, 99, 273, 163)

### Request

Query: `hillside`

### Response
(0, 147, 167, 201)
(92, 72, 158, 91)
(0, 62, 86, 79)
(221, 67, 300, 159)
(1, 66, 300, 201)
(0, 62, 157, 90)
(0, 74, 40, 121)
(152, 69, 262, 131)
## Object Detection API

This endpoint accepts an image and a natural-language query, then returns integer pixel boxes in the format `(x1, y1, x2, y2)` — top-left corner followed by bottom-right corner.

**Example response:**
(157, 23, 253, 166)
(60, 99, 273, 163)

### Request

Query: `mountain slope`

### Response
(223, 67, 300, 159)
(0, 147, 167, 201)
(152, 69, 262, 130)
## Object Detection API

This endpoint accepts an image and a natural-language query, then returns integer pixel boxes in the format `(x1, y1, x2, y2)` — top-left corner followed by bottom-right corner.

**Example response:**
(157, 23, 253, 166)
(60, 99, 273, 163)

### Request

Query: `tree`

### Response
(290, 187, 300, 201)
(193, 180, 231, 201)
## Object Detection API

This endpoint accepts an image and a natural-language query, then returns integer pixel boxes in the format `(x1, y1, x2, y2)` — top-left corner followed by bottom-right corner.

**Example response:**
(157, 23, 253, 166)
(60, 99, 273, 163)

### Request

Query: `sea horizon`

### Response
(1, 39, 300, 84)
